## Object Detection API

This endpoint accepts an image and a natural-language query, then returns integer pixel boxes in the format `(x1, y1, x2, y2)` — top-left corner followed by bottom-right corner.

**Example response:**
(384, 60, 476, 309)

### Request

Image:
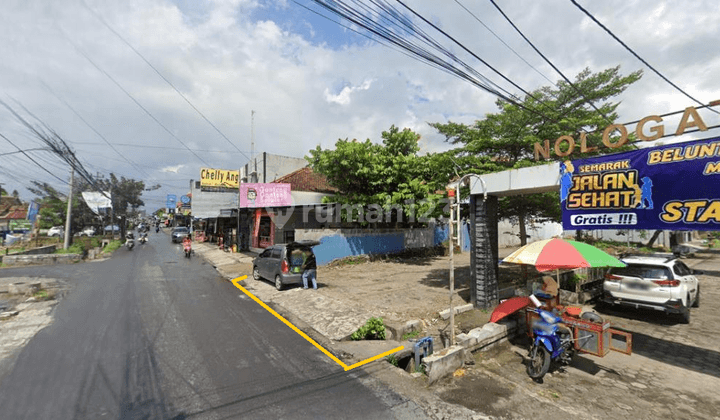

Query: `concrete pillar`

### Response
(470, 195, 499, 309)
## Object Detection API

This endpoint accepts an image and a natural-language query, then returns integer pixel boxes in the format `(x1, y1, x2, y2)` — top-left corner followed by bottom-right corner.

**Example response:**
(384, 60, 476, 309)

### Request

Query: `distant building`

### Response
(240, 153, 307, 184)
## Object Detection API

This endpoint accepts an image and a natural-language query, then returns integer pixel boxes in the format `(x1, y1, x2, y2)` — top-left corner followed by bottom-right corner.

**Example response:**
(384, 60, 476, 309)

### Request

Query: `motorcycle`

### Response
(183, 241, 192, 258)
(155, 226, 160, 233)
(125, 234, 135, 251)
(526, 306, 575, 380)
(139, 232, 148, 245)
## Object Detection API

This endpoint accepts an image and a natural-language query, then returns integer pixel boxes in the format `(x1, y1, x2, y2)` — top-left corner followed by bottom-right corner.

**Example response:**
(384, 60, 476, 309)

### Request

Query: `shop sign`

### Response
(561, 135, 720, 230)
(240, 183, 292, 208)
(536, 101, 719, 160)
(200, 168, 239, 188)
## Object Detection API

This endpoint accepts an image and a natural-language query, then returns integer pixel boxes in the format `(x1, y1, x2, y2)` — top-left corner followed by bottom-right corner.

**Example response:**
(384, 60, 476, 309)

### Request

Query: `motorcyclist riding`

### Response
(125, 232, 135, 250)
(182, 235, 192, 258)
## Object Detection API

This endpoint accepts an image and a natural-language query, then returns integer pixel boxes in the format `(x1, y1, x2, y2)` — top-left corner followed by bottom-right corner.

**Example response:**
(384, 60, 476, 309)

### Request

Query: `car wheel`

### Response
(692, 285, 700, 308)
(275, 275, 283, 291)
(253, 266, 261, 280)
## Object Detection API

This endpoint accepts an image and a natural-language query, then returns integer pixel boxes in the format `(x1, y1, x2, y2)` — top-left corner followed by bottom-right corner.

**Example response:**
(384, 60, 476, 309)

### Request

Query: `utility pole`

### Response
(250, 110, 256, 183)
(448, 188, 456, 346)
(63, 168, 74, 250)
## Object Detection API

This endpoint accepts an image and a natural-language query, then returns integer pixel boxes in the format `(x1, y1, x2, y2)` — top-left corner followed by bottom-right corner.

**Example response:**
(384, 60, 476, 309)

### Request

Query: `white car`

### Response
(603, 255, 701, 324)
(47, 226, 64, 237)
(78, 227, 96, 237)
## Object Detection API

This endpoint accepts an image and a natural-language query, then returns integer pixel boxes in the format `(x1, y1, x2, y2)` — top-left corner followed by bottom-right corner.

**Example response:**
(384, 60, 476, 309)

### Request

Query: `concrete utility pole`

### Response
(448, 188, 456, 346)
(63, 168, 74, 250)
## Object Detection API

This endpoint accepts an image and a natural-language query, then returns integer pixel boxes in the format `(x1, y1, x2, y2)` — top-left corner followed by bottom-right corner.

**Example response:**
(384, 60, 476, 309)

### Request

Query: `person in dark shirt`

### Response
(301, 249, 317, 290)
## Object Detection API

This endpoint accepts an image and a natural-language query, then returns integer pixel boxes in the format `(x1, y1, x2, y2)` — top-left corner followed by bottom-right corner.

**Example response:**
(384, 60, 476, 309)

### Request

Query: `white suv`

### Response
(603, 255, 701, 324)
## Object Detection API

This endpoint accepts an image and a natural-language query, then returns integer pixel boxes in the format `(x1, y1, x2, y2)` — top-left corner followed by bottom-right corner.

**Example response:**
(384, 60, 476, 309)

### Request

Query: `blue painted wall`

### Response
(313, 233, 405, 266)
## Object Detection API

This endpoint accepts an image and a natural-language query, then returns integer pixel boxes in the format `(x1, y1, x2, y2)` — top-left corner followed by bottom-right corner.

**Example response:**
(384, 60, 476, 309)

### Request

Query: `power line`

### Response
(393, 0, 559, 117)
(487, 0, 615, 126)
(40, 80, 151, 178)
(0, 147, 49, 157)
(292, 0, 490, 98)
(569, 0, 718, 115)
(307, 0, 555, 120)
(71, 141, 251, 154)
(58, 30, 211, 166)
(80, 1, 253, 164)
(453, 0, 555, 86)
(0, 132, 69, 185)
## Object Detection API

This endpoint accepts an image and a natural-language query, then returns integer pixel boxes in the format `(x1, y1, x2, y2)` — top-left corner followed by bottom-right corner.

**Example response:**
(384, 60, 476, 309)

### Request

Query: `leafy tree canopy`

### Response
(431, 66, 643, 244)
(307, 126, 458, 225)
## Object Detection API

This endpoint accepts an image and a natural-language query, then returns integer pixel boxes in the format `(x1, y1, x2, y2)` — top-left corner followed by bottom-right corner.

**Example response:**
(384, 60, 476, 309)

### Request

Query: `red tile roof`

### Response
(272, 166, 338, 193)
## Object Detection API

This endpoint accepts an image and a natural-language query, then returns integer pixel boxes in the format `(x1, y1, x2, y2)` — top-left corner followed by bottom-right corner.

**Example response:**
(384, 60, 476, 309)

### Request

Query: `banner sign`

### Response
(27, 200, 39, 223)
(81, 192, 112, 215)
(166, 194, 177, 208)
(561, 136, 720, 231)
(239, 183, 292, 208)
(200, 168, 239, 188)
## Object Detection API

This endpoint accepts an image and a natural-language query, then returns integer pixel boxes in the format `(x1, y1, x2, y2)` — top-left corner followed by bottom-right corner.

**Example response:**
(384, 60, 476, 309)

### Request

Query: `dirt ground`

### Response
(318, 252, 474, 323)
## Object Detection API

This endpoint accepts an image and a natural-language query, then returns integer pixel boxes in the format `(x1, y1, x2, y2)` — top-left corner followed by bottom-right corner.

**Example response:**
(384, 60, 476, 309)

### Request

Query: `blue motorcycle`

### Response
(526, 308, 577, 380)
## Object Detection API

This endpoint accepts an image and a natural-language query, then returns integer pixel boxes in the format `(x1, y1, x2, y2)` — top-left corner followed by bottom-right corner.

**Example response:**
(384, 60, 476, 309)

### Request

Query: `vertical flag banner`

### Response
(562, 136, 720, 231)
(27, 200, 40, 223)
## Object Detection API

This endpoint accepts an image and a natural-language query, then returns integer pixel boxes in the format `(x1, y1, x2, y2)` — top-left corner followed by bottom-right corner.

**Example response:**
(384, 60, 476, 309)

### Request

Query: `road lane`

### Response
(0, 234, 423, 419)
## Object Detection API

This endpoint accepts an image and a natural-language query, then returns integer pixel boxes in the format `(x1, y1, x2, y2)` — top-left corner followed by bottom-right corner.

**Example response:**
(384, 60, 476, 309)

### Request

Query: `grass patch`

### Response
(102, 240, 123, 254)
(32, 289, 55, 301)
(386, 354, 399, 367)
(402, 330, 420, 340)
(55, 242, 85, 255)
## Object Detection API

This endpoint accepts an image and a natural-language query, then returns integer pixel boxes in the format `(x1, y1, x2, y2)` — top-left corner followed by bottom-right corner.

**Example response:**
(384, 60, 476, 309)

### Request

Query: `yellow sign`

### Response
(200, 168, 239, 188)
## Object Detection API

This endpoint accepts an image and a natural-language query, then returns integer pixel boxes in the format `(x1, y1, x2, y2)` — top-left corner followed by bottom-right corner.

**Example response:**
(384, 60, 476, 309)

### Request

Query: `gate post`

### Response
(470, 194, 499, 309)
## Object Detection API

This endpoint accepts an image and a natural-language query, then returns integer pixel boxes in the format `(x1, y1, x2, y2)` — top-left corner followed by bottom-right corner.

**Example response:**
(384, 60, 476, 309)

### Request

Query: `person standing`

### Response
(302, 249, 317, 290)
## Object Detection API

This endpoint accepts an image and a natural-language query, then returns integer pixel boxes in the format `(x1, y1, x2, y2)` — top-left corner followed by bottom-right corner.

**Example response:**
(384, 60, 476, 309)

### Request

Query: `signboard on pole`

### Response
(166, 194, 177, 208)
(81, 192, 112, 215)
(561, 136, 720, 231)
(239, 183, 292, 208)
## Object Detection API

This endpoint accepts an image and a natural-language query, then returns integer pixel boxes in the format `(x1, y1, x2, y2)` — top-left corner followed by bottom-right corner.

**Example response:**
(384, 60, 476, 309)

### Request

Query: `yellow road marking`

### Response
(231, 276, 403, 371)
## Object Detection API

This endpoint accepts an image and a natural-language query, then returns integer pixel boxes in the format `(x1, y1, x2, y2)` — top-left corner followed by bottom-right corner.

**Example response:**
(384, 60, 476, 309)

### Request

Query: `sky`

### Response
(1, 0, 720, 211)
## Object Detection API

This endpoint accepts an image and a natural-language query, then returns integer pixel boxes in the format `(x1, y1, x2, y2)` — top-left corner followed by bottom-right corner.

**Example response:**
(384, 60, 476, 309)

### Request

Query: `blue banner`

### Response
(166, 194, 177, 208)
(562, 136, 720, 231)
(27, 201, 39, 223)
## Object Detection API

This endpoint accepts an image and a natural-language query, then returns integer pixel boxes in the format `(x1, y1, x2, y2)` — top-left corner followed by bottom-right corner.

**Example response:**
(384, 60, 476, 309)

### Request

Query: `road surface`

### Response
(0, 233, 425, 419)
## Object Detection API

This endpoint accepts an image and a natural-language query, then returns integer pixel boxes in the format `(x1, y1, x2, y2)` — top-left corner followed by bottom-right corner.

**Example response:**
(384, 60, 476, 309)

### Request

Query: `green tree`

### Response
(307, 126, 452, 226)
(431, 66, 642, 245)
(93, 174, 145, 237)
(28, 181, 67, 229)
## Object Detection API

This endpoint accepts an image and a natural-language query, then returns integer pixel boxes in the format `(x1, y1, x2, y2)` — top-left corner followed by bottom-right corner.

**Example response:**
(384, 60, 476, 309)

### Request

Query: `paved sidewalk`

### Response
(193, 242, 381, 343)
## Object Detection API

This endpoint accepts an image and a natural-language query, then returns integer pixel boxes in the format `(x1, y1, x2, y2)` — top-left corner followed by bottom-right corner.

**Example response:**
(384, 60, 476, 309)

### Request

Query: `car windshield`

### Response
(173, 228, 188, 233)
(610, 264, 672, 280)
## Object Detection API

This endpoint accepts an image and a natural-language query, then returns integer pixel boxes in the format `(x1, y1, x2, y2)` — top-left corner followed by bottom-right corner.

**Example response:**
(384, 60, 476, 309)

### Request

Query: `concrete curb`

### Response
(2, 253, 82, 267)
(424, 318, 522, 384)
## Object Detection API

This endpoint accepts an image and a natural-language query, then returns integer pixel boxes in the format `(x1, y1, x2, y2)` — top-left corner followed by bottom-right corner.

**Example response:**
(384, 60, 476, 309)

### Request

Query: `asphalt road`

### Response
(0, 233, 424, 419)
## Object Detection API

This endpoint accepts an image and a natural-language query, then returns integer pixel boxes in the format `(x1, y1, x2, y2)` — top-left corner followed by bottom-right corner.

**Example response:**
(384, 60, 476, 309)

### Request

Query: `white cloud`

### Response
(1, 0, 720, 206)
(160, 165, 184, 173)
(323, 79, 373, 105)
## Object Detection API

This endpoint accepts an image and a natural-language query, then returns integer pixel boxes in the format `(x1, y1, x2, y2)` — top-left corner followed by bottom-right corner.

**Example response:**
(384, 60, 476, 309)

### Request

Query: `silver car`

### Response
(603, 255, 701, 323)
(171, 227, 189, 243)
(252, 241, 319, 290)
